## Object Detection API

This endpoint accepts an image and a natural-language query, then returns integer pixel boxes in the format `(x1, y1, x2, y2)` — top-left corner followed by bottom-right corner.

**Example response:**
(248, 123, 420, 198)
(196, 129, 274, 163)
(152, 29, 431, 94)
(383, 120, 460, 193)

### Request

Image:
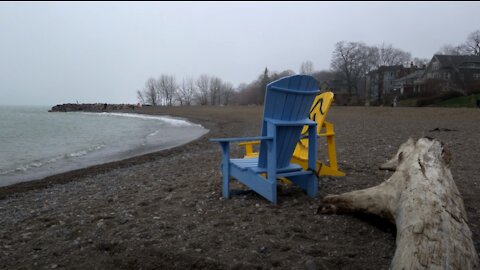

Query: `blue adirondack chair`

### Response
(210, 75, 320, 204)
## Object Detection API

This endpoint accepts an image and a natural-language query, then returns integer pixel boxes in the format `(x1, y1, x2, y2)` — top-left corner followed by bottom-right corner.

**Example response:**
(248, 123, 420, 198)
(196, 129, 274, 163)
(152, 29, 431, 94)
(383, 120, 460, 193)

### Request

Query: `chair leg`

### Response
(320, 122, 346, 177)
(266, 123, 277, 204)
(221, 142, 230, 199)
(222, 165, 230, 199)
(268, 177, 277, 204)
(306, 174, 318, 198)
(289, 174, 318, 198)
(325, 121, 339, 171)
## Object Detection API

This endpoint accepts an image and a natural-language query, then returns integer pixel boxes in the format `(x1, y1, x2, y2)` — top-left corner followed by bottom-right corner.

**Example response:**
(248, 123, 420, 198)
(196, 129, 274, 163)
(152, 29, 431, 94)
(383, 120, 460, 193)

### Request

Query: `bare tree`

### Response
(412, 57, 429, 67)
(258, 67, 269, 104)
(331, 41, 376, 97)
(232, 83, 249, 105)
(312, 70, 342, 83)
(437, 30, 480, 56)
(144, 77, 158, 106)
(234, 81, 260, 105)
(177, 77, 196, 106)
(437, 44, 467, 55)
(234, 69, 295, 105)
(299, 61, 314, 75)
(465, 30, 480, 56)
(363, 45, 380, 72)
(375, 43, 411, 67)
(270, 69, 295, 81)
(220, 82, 234, 105)
(158, 74, 178, 106)
(209, 76, 222, 105)
(195, 74, 210, 105)
(136, 89, 145, 105)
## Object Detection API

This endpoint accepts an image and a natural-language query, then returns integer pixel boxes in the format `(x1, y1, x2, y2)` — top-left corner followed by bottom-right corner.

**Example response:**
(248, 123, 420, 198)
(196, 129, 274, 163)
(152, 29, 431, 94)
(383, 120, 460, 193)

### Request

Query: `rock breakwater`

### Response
(49, 103, 138, 112)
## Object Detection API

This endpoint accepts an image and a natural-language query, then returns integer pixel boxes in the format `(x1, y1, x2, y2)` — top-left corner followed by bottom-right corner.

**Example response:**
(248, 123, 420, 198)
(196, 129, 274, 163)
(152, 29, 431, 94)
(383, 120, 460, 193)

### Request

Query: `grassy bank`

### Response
(435, 93, 480, 107)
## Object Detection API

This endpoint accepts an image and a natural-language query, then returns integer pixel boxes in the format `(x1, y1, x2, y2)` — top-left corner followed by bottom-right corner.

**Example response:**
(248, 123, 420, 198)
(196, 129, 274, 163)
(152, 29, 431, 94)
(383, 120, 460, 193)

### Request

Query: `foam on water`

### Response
(65, 144, 106, 158)
(80, 112, 199, 127)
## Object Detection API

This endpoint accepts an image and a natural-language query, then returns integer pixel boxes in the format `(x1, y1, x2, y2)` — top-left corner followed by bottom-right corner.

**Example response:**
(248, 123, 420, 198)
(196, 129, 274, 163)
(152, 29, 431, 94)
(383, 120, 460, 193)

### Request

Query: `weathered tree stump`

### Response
(320, 137, 478, 269)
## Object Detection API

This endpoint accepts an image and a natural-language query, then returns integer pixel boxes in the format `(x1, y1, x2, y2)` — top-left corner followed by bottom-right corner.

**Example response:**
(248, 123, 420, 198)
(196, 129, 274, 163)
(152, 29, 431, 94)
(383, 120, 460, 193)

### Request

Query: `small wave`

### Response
(65, 144, 105, 158)
(0, 157, 58, 175)
(146, 130, 160, 137)
(80, 112, 198, 127)
(0, 144, 105, 175)
(67, 150, 87, 158)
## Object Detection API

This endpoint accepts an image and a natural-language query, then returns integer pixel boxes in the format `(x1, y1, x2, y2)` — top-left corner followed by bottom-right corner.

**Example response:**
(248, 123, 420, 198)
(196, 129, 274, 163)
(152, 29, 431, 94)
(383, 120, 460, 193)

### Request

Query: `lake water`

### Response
(0, 106, 208, 187)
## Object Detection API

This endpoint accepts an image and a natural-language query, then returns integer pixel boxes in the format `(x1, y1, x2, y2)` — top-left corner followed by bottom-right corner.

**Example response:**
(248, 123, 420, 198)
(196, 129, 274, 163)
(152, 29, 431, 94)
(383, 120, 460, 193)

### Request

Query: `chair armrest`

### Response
(210, 136, 273, 161)
(237, 140, 261, 146)
(238, 140, 261, 157)
(210, 136, 273, 143)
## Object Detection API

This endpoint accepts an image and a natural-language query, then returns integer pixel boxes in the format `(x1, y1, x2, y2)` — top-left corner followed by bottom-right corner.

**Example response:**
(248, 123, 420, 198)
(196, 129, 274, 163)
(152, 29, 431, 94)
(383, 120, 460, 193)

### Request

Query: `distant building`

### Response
(415, 55, 480, 93)
(366, 64, 422, 104)
(393, 69, 425, 95)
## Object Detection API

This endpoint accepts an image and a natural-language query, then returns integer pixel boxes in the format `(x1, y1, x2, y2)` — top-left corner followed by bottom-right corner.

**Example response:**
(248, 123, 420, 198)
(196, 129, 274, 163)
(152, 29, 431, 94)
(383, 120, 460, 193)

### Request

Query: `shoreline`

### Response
(0, 109, 210, 198)
(0, 130, 210, 198)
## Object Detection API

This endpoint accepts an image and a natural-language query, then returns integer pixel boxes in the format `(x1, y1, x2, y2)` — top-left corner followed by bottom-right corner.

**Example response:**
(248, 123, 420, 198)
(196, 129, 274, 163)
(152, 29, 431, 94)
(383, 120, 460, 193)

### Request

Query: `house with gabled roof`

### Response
(415, 55, 480, 93)
(393, 69, 425, 95)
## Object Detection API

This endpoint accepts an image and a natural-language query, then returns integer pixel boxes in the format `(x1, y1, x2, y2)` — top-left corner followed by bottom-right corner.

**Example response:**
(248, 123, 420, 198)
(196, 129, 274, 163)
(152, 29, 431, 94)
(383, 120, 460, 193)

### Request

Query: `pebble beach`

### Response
(1, 105, 479, 269)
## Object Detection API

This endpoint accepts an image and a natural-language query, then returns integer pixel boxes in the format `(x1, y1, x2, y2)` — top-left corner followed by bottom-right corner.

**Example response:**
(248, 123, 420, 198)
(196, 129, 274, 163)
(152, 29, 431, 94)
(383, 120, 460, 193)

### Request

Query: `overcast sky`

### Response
(1, 1, 479, 106)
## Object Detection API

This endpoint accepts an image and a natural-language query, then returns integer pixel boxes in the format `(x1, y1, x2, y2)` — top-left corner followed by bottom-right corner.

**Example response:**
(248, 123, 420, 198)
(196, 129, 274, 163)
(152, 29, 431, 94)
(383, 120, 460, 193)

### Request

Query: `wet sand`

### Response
(1, 105, 479, 269)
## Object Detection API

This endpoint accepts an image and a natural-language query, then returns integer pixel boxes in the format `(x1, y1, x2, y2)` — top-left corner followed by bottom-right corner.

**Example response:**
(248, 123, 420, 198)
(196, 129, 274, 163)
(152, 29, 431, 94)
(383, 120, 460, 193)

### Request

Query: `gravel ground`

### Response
(1, 105, 479, 269)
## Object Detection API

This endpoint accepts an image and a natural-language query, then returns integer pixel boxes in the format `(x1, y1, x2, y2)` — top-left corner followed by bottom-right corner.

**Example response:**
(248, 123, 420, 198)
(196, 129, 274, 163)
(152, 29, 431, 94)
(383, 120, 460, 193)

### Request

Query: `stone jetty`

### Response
(49, 103, 138, 112)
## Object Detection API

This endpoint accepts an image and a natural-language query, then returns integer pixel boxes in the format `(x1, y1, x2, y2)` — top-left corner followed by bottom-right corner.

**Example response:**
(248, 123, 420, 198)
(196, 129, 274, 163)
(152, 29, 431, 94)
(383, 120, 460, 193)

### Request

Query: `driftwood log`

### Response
(320, 137, 479, 269)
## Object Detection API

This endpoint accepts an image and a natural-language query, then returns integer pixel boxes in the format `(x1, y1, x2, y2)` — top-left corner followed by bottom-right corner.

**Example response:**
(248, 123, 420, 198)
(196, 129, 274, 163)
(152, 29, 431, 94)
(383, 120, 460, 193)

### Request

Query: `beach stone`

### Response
(21, 232, 32, 239)
(118, 217, 129, 224)
(305, 259, 318, 270)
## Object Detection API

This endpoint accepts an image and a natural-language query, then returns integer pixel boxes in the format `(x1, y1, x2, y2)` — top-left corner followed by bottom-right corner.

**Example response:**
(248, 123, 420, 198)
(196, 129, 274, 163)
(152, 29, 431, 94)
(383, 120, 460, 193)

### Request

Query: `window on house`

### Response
(474, 73, 480, 80)
(461, 63, 480, 69)
(432, 62, 440, 70)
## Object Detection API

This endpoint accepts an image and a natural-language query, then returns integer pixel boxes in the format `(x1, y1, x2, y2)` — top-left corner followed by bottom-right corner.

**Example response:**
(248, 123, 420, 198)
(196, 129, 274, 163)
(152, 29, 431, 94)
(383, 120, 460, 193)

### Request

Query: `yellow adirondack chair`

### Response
(239, 92, 345, 177)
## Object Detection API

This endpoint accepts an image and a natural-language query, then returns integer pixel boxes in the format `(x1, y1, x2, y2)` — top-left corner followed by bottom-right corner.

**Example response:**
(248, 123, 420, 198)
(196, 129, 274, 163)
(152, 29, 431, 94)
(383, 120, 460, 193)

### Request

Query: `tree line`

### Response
(137, 74, 235, 106)
(137, 30, 479, 106)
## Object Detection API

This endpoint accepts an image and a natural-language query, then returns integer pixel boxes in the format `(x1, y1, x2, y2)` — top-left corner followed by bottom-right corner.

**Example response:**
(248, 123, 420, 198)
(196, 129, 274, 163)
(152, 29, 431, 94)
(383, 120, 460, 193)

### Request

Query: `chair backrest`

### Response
(258, 75, 319, 169)
(301, 91, 334, 135)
